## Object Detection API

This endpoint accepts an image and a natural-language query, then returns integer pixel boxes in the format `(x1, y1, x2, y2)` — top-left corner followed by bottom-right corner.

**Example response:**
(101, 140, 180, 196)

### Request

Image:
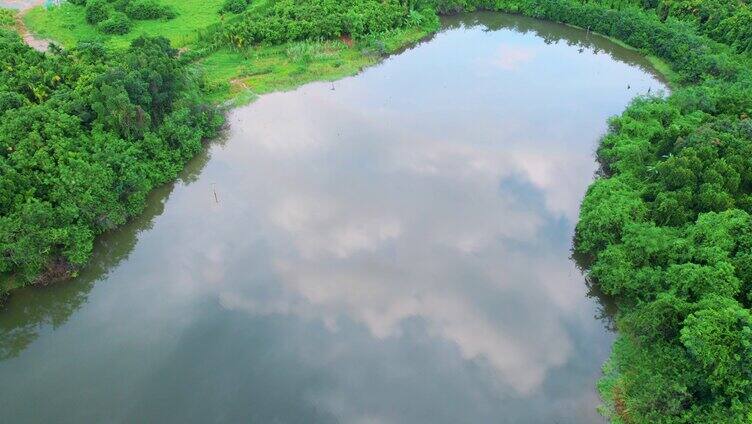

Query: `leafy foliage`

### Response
(220, 0, 251, 15)
(0, 32, 221, 288)
(73, 0, 177, 35)
(215, 0, 425, 48)
(124, 0, 177, 20)
(85, 0, 110, 24)
(98, 11, 133, 34)
(0, 9, 15, 30)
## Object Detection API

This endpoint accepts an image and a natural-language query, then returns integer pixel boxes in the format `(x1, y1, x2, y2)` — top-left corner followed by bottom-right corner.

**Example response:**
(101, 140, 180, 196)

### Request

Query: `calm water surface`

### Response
(0, 13, 666, 423)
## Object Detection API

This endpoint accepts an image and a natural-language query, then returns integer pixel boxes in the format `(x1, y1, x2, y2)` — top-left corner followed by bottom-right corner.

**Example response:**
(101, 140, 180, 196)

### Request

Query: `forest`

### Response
(0, 31, 222, 292)
(2, 0, 752, 421)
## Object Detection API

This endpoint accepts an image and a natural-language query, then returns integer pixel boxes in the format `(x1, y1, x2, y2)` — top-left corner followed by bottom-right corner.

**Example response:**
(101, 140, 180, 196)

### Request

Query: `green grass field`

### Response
(22, 1, 434, 103)
(24, 0, 226, 49)
(201, 26, 432, 104)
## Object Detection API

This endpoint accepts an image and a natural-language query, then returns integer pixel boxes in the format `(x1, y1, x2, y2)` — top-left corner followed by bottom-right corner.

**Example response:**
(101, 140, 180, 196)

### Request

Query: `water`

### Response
(0, 12, 666, 424)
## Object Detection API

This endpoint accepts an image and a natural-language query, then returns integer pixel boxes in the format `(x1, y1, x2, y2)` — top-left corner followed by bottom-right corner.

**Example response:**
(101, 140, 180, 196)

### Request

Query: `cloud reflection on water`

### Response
(212, 41, 638, 395)
(0, 11, 668, 424)
(166, 11, 664, 418)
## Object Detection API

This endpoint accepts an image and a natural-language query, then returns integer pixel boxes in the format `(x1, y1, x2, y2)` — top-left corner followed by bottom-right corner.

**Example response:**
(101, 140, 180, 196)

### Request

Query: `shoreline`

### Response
(0, 3, 674, 321)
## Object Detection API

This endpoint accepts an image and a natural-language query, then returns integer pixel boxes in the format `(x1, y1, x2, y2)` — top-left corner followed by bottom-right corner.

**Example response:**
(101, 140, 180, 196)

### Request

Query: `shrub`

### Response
(0, 91, 26, 114)
(0, 9, 15, 30)
(110, 0, 133, 12)
(359, 37, 387, 56)
(97, 11, 132, 34)
(221, 0, 250, 14)
(85, 0, 110, 25)
(0, 34, 222, 290)
(125, 0, 177, 20)
(218, 0, 410, 48)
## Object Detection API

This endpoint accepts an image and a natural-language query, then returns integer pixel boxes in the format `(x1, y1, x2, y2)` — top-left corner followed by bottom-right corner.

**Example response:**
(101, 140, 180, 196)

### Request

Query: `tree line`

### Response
(211, 0, 439, 49)
(0, 32, 221, 292)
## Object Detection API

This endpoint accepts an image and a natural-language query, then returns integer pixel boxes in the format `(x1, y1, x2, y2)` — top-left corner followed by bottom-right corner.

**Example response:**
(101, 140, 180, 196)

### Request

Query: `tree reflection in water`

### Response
(0, 142, 219, 360)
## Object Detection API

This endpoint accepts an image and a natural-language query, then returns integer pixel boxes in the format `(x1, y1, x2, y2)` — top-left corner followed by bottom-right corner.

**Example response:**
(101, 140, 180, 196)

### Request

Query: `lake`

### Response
(0, 12, 666, 423)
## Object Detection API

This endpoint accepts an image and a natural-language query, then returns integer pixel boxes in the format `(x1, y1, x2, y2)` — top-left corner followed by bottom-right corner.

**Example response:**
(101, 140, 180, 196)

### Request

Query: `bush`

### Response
(359, 36, 387, 56)
(218, 0, 410, 48)
(110, 0, 133, 12)
(0, 92, 26, 114)
(125, 0, 177, 20)
(85, 0, 110, 25)
(97, 11, 132, 34)
(221, 0, 250, 14)
(0, 9, 15, 30)
(0, 34, 222, 292)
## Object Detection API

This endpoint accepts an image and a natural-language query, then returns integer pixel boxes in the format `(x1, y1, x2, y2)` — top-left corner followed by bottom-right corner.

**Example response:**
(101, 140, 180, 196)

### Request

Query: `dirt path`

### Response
(2, 0, 52, 52)
(16, 9, 50, 51)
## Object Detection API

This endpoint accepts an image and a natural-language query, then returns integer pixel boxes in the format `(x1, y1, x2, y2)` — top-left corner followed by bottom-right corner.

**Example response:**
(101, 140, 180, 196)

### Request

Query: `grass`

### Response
(24, 0, 226, 49)
(644, 55, 677, 86)
(200, 26, 434, 104)
(0, 8, 16, 30)
(201, 43, 373, 104)
(22, 0, 435, 104)
(206, 30, 430, 103)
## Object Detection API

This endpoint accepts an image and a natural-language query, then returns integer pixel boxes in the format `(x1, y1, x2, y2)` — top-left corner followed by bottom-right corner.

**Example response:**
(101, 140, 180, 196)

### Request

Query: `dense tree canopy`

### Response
(215, 0, 436, 48)
(0, 31, 221, 290)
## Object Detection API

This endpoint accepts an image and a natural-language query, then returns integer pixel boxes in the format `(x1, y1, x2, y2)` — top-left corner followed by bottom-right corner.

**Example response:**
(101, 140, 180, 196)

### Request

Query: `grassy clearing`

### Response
(24, 0, 226, 49)
(23, 0, 434, 104)
(644, 55, 677, 85)
(201, 43, 373, 105)
(201, 26, 432, 104)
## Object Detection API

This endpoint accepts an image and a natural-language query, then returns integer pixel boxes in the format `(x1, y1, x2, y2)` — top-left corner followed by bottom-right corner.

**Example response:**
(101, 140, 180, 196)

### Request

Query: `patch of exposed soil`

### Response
(340, 34, 354, 47)
(17, 12, 50, 51)
(2, 0, 52, 51)
(33, 257, 74, 287)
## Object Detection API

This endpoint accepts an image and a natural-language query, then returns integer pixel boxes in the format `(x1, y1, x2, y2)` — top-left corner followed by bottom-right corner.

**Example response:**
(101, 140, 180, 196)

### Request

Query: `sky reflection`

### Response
(0, 12, 666, 424)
